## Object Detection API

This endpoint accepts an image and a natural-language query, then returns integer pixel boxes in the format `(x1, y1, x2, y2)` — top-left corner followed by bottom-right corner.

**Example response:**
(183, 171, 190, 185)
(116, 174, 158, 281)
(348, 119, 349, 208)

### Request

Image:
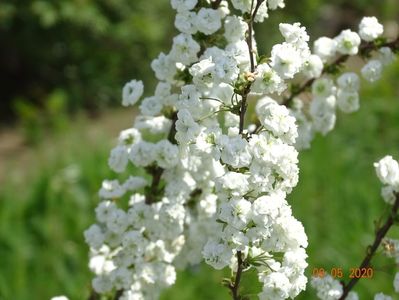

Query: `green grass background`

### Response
(1, 60, 399, 299)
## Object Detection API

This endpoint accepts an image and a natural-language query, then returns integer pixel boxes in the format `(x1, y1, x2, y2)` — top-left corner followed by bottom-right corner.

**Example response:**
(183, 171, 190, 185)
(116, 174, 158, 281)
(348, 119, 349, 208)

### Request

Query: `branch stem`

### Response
(211, 0, 223, 9)
(282, 37, 399, 107)
(229, 251, 244, 300)
(239, 0, 265, 135)
(339, 193, 399, 299)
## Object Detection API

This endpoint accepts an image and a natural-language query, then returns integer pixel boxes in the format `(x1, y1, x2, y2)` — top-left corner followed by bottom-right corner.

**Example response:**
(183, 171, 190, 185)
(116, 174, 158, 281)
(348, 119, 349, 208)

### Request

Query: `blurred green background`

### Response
(0, 0, 399, 299)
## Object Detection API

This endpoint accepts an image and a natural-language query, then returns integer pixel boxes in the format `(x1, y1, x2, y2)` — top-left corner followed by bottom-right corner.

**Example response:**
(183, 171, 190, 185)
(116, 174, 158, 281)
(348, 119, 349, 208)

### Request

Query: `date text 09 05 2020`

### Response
(312, 267, 374, 279)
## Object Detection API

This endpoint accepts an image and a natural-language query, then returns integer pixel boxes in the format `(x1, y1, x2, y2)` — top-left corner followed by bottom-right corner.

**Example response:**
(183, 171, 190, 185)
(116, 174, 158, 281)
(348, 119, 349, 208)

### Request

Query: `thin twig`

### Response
(229, 251, 244, 300)
(232, 2, 264, 298)
(239, 0, 265, 135)
(282, 37, 399, 107)
(145, 112, 178, 204)
(339, 193, 399, 299)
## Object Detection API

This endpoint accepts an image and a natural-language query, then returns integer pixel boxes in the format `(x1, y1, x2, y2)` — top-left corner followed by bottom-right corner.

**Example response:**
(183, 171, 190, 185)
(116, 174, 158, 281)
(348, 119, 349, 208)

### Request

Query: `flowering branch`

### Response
(339, 193, 399, 299)
(229, 2, 264, 297)
(238, 0, 265, 134)
(78, 1, 399, 300)
(229, 252, 245, 300)
(145, 112, 178, 204)
(227, 2, 271, 299)
(282, 36, 399, 107)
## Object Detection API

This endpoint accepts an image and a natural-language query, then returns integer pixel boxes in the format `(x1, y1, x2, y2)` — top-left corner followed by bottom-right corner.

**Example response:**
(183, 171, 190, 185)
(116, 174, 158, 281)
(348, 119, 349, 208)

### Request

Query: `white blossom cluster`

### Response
(310, 275, 358, 300)
(79, 1, 399, 299)
(291, 16, 396, 150)
(374, 155, 399, 205)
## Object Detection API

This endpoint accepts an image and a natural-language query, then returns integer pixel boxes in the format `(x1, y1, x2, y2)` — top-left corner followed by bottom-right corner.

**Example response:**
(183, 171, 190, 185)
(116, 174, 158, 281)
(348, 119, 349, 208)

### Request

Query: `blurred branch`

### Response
(282, 36, 399, 107)
(228, 251, 244, 300)
(239, 0, 265, 134)
(145, 111, 177, 204)
(211, 0, 223, 9)
(339, 193, 399, 299)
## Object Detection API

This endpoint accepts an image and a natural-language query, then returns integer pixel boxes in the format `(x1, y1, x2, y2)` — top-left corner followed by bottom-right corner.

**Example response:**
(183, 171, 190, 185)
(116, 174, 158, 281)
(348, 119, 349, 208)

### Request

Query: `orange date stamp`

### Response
(312, 267, 374, 279)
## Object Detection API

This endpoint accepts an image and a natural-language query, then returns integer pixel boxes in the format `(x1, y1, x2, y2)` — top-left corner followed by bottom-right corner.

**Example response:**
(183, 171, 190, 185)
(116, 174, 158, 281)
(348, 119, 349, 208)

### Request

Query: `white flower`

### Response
(190, 57, 216, 90)
(254, 2, 269, 23)
(334, 30, 361, 55)
(224, 16, 248, 43)
(170, 0, 197, 12)
(110, 267, 133, 289)
(361, 59, 383, 82)
(198, 193, 218, 217)
(313, 37, 337, 62)
(151, 52, 177, 82)
(336, 90, 359, 113)
(107, 209, 128, 234)
(175, 109, 201, 144)
(129, 141, 157, 167)
(337, 72, 360, 92)
(139, 96, 163, 116)
(95, 201, 117, 223)
(270, 43, 303, 79)
(230, 0, 252, 13)
(134, 116, 172, 134)
(224, 112, 240, 127)
(219, 198, 252, 230)
(219, 135, 252, 168)
(155, 140, 179, 168)
(252, 193, 284, 226)
(279, 22, 309, 47)
(108, 145, 129, 173)
(162, 264, 177, 286)
(196, 8, 222, 35)
(394, 272, 399, 292)
(255, 97, 298, 144)
(374, 293, 392, 300)
(374, 156, 399, 186)
(309, 95, 337, 135)
(359, 16, 383, 41)
(170, 33, 200, 66)
(381, 186, 397, 205)
(258, 272, 291, 300)
(217, 172, 250, 197)
(311, 275, 343, 300)
(347, 292, 359, 300)
(202, 240, 232, 270)
(379, 47, 396, 65)
(226, 40, 251, 70)
(92, 275, 113, 294)
(99, 180, 126, 199)
(252, 63, 286, 94)
(312, 78, 335, 98)
(118, 128, 141, 145)
(175, 11, 197, 34)
(268, 0, 285, 10)
(122, 80, 144, 106)
(84, 224, 105, 249)
(302, 54, 323, 79)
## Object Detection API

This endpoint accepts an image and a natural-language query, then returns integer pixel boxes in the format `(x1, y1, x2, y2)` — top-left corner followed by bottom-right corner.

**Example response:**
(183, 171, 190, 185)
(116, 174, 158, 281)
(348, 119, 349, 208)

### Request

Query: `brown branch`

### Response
(282, 37, 399, 107)
(229, 251, 244, 300)
(211, 0, 223, 9)
(239, 0, 265, 135)
(145, 111, 178, 204)
(339, 193, 399, 299)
